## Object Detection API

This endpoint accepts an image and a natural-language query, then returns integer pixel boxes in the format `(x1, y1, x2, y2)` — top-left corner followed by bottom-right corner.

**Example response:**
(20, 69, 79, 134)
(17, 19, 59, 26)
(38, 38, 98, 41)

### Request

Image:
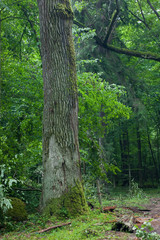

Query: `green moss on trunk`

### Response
(43, 181, 88, 218)
(54, 3, 73, 19)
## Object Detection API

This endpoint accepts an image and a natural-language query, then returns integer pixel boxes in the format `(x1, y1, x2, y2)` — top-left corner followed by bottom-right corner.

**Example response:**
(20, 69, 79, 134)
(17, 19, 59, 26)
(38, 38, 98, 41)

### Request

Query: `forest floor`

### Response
(105, 197, 160, 239)
(1, 189, 160, 239)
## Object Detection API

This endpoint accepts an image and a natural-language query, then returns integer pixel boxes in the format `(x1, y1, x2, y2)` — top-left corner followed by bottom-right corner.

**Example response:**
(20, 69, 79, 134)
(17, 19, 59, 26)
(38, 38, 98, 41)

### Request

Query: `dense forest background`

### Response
(0, 0, 160, 212)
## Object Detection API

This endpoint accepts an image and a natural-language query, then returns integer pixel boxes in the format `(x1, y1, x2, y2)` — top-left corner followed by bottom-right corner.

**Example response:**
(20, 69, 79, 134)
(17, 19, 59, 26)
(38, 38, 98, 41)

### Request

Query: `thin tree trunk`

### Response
(113, 175, 116, 188)
(120, 124, 129, 185)
(128, 163, 131, 188)
(97, 137, 103, 207)
(37, 0, 88, 215)
(126, 130, 130, 187)
(96, 179, 102, 208)
(136, 124, 143, 187)
(147, 127, 159, 182)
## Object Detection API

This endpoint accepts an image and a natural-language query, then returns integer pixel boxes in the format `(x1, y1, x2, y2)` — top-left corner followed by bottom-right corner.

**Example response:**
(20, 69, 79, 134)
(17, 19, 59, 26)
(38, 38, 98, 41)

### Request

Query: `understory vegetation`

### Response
(1, 185, 160, 239)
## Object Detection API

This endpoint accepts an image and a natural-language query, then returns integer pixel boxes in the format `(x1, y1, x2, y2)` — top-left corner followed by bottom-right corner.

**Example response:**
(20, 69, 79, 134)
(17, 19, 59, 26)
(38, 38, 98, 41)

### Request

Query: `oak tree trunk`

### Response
(37, 0, 88, 216)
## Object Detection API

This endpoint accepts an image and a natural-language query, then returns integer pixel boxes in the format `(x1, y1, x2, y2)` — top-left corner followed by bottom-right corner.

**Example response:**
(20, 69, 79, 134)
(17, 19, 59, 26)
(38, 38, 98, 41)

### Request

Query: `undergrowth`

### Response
(0, 209, 114, 240)
(1, 185, 160, 240)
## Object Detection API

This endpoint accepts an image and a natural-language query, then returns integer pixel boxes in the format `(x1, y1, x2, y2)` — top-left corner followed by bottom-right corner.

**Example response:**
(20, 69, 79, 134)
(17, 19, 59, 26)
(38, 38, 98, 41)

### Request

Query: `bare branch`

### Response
(1, 16, 25, 22)
(147, 0, 160, 20)
(137, 0, 149, 28)
(13, 187, 42, 192)
(129, 10, 150, 29)
(37, 222, 71, 233)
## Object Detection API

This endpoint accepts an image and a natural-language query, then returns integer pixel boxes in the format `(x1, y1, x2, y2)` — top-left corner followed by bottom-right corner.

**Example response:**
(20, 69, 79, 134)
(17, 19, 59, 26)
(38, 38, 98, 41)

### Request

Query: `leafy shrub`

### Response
(128, 179, 144, 199)
(0, 165, 14, 226)
(134, 220, 160, 240)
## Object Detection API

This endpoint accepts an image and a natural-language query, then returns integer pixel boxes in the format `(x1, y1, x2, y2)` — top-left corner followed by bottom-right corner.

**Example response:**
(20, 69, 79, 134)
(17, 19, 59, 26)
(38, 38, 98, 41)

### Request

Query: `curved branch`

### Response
(103, 42, 160, 62)
(74, 17, 160, 62)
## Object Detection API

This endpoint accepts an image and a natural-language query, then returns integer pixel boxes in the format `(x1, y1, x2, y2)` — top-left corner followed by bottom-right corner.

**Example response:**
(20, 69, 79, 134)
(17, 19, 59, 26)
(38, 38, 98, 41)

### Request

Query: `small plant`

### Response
(128, 179, 144, 199)
(133, 220, 160, 240)
(0, 165, 17, 227)
(0, 165, 13, 213)
(83, 177, 97, 202)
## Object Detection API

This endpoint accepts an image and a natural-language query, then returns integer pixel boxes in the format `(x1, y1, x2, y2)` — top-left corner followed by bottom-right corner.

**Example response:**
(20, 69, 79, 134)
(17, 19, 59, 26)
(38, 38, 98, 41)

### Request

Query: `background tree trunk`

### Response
(37, 0, 88, 216)
(136, 123, 143, 187)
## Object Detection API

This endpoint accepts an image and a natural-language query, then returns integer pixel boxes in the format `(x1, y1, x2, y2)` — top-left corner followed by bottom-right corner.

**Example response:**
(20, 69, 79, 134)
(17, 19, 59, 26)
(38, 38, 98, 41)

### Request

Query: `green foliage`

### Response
(134, 220, 160, 240)
(0, 165, 14, 214)
(78, 71, 130, 180)
(74, 1, 88, 12)
(0, 0, 43, 189)
(0, 0, 43, 218)
(78, 72, 130, 133)
(128, 179, 144, 199)
(83, 176, 98, 203)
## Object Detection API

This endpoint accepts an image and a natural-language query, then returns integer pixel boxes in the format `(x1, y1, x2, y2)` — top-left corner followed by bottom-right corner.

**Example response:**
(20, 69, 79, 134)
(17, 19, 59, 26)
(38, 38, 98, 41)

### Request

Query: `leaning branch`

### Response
(73, 19, 85, 28)
(103, 9, 119, 45)
(105, 44, 160, 62)
(137, 0, 149, 28)
(95, 36, 160, 62)
(37, 222, 71, 233)
(147, 0, 160, 20)
(13, 187, 42, 192)
(129, 10, 150, 29)
(1, 16, 26, 22)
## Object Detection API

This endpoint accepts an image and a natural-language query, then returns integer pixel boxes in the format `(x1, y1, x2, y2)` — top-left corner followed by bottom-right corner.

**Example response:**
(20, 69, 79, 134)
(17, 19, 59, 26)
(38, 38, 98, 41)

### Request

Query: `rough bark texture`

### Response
(37, 0, 88, 215)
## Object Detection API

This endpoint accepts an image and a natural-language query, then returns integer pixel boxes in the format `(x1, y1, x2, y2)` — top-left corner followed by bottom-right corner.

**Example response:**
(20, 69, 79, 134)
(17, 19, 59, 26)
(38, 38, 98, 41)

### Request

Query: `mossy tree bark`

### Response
(37, 0, 88, 216)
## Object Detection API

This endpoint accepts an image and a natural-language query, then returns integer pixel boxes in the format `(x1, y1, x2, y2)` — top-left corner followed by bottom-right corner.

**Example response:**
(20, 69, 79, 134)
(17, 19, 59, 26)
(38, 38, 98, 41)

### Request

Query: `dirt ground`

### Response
(104, 198, 160, 240)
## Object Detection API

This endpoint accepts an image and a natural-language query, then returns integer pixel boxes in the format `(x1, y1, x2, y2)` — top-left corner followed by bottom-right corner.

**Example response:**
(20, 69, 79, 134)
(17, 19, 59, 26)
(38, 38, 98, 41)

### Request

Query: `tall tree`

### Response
(37, 0, 88, 216)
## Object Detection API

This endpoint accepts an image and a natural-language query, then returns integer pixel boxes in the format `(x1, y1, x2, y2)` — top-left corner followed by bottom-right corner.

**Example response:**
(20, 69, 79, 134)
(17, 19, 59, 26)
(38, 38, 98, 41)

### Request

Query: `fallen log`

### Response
(37, 222, 71, 233)
(112, 215, 134, 233)
(122, 206, 151, 212)
(103, 206, 116, 212)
